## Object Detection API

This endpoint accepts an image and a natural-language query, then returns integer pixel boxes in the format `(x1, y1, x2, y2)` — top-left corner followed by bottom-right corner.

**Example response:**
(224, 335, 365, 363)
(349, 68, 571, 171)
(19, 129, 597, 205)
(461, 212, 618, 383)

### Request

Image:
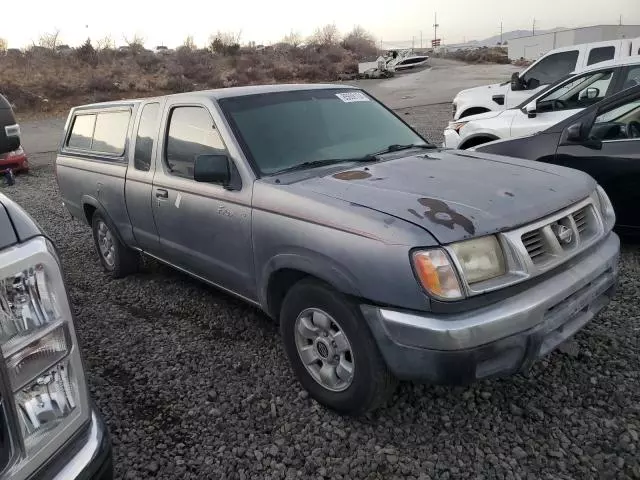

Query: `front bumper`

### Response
(0, 156, 29, 173)
(442, 129, 461, 149)
(361, 232, 619, 384)
(31, 409, 113, 480)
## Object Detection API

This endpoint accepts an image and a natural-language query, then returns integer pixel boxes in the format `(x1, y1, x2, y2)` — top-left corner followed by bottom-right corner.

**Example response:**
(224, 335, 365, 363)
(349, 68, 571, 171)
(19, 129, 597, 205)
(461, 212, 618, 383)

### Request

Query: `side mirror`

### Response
(562, 122, 603, 150)
(511, 72, 523, 91)
(0, 94, 21, 155)
(194, 154, 231, 186)
(565, 123, 583, 142)
(584, 87, 599, 100)
(525, 100, 537, 118)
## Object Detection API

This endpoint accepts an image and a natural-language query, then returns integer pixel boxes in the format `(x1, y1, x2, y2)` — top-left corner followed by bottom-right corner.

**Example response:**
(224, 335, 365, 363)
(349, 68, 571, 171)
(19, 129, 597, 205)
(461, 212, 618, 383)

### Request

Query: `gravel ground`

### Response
(3, 105, 640, 480)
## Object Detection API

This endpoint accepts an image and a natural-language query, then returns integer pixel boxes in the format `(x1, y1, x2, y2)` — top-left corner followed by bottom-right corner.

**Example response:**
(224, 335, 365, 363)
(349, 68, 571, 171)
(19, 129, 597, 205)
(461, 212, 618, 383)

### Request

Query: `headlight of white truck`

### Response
(0, 237, 89, 480)
(412, 236, 506, 300)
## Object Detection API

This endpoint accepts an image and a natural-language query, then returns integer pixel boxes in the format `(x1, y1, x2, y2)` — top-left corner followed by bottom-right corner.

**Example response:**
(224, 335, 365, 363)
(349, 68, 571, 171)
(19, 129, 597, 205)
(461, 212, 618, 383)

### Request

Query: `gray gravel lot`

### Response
(3, 105, 640, 479)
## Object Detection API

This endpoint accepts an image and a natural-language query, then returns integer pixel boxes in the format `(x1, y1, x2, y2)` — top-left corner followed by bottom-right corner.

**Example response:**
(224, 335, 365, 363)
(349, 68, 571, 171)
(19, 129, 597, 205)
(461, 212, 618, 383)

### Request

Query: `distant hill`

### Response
(472, 28, 566, 46)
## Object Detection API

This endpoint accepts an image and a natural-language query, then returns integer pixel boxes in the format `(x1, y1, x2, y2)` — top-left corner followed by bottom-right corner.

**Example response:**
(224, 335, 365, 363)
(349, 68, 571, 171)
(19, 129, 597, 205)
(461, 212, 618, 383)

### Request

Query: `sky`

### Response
(2, 0, 639, 49)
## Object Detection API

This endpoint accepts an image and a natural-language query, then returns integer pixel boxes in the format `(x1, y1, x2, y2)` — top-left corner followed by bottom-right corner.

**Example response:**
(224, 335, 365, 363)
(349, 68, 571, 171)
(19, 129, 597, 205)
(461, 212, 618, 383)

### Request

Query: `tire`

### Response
(91, 212, 139, 279)
(280, 279, 397, 415)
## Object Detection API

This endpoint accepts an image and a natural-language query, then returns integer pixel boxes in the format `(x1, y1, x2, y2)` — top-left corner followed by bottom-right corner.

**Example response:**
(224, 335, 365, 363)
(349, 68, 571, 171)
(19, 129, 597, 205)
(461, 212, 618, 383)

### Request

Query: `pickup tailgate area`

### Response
(55, 155, 133, 241)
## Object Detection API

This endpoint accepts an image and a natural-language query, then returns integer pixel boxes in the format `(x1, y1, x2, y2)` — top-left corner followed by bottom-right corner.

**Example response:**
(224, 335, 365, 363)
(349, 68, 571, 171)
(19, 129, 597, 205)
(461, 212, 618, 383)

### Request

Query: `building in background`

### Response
(508, 24, 640, 60)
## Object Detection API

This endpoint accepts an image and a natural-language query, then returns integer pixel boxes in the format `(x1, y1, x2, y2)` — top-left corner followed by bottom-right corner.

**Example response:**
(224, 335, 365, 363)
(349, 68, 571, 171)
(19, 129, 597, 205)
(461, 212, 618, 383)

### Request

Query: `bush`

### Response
(86, 76, 118, 93)
(136, 51, 161, 73)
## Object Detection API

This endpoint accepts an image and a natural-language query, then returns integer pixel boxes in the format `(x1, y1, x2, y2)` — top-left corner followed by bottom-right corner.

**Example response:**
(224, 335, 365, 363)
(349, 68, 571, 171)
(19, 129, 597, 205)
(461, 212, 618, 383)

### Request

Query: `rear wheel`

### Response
(280, 279, 397, 415)
(91, 212, 139, 278)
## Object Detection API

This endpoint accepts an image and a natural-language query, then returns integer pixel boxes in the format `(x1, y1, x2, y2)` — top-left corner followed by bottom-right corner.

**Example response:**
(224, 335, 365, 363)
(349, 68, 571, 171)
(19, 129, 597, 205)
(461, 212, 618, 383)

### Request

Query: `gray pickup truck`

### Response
(55, 84, 620, 415)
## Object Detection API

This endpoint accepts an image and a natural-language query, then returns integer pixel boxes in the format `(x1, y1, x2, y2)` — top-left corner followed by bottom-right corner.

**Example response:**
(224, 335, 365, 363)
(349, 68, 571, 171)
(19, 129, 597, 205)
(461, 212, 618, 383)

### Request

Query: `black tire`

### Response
(280, 278, 397, 415)
(91, 212, 139, 279)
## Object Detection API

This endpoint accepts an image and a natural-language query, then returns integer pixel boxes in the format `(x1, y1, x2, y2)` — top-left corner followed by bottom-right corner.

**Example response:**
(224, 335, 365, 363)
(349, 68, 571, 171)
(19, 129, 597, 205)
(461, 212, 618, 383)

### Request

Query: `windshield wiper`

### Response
(370, 143, 437, 156)
(274, 156, 377, 174)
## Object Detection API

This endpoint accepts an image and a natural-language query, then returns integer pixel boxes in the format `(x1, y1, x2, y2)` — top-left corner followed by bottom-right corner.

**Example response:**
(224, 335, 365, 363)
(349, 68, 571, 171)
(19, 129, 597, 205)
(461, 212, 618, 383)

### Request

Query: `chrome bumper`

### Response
(361, 232, 619, 383)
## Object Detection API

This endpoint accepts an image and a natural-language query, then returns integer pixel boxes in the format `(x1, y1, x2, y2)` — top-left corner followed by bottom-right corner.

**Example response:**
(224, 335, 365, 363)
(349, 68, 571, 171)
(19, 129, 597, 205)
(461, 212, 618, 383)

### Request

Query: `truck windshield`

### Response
(219, 89, 428, 175)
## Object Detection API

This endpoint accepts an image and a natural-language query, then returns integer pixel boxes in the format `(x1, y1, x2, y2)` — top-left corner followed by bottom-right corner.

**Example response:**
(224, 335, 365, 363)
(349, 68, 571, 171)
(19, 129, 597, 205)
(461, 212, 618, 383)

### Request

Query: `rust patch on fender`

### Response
(416, 197, 475, 235)
(333, 170, 371, 180)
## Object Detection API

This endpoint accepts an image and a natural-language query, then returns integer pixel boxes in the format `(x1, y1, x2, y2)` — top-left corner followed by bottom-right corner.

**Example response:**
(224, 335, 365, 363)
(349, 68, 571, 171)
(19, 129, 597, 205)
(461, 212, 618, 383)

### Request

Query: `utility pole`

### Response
(420, 31, 423, 49)
(412, 36, 415, 49)
(532, 18, 536, 36)
(500, 21, 503, 45)
(619, 14, 623, 25)
(433, 12, 439, 43)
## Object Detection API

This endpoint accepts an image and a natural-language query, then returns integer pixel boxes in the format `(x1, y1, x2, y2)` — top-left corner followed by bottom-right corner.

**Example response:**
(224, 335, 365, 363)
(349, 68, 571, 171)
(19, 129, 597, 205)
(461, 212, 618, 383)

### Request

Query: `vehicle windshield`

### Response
(218, 89, 428, 175)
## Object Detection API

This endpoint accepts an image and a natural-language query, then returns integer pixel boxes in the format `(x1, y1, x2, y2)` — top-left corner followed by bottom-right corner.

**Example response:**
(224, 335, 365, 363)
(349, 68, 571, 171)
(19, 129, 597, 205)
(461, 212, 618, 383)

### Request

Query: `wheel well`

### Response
(267, 269, 309, 319)
(83, 204, 97, 225)
(458, 107, 490, 119)
(459, 136, 497, 150)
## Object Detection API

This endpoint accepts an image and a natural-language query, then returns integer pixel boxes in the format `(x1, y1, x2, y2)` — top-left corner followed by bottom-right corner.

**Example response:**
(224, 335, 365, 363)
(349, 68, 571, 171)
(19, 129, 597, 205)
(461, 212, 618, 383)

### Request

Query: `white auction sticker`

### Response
(335, 92, 370, 103)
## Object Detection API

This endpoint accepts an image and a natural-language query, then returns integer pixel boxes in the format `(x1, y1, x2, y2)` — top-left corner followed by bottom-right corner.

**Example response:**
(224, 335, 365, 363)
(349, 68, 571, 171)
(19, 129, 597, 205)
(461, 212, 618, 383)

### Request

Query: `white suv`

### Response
(444, 57, 640, 150)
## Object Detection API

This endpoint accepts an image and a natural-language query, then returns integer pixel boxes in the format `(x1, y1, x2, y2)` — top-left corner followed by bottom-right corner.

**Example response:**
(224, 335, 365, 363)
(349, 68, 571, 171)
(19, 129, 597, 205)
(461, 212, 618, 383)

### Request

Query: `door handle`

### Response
(155, 189, 168, 199)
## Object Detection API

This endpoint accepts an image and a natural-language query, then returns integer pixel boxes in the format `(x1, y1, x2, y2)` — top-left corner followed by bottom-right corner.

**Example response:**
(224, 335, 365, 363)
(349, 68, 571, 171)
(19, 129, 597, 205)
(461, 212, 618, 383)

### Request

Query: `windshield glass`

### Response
(219, 89, 426, 175)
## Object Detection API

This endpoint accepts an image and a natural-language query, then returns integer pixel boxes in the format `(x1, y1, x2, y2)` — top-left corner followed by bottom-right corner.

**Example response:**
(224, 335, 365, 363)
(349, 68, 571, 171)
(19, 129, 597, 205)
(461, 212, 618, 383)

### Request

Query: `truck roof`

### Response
(577, 54, 640, 74)
(72, 83, 359, 110)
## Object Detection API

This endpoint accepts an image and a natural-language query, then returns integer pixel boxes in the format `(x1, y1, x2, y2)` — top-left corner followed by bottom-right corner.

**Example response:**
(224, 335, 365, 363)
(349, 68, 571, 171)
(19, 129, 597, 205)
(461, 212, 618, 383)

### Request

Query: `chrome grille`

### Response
(573, 206, 588, 235)
(519, 202, 600, 267)
(522, 229, 549, 263)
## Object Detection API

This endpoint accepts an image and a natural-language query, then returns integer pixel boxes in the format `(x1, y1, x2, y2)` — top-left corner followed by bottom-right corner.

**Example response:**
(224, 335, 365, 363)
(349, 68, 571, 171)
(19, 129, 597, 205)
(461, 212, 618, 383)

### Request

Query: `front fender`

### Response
(258, 248, 362, 309)
(458, 132, 500, 149)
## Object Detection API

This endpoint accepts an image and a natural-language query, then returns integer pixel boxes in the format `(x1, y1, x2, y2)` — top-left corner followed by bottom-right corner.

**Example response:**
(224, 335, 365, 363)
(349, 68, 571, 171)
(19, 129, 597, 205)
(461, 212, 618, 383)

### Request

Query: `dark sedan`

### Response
(475, 84, 640, 235)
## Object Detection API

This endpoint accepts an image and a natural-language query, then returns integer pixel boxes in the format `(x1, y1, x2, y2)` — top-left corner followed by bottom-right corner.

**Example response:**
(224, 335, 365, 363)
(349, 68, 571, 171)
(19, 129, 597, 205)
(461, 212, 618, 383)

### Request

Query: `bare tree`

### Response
(96, 35, 115, 50)
(0, 38, 7, 53)
(38, 29, 60, 50)
(123, 33, 146, 53)
(208, 31, 242, 55)
(182, 35, 196, 51)
(282, 30, 302, 48)
(311, 24, 340, 46)
(342, 25, 377, 58)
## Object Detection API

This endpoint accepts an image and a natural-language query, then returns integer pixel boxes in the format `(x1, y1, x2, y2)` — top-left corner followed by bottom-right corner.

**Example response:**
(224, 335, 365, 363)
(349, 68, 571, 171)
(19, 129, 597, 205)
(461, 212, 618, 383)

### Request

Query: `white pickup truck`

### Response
(452, 37, 640, 121)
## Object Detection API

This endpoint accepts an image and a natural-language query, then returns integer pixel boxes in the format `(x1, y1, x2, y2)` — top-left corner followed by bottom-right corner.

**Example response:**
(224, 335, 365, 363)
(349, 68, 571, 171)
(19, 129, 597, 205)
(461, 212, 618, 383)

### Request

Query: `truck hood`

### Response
(455, 82, 509, 101)
(296, 150, 595, 244)
(453, 109, 505, 124)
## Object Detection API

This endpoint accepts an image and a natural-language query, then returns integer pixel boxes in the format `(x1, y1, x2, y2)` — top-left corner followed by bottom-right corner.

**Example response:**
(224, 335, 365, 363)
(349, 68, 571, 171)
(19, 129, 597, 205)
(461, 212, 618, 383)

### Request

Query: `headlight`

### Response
(595, 185, 615, 232)
(412, 249, 463, 300)
(448, 121, 468, 133)
(0, 237, 89, 480)
(449, 236, 506, 284)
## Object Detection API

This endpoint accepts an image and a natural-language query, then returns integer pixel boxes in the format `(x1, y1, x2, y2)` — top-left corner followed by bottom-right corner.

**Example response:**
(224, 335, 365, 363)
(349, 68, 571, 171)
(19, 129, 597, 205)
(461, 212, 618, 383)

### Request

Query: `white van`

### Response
(452, 37, 640, 120)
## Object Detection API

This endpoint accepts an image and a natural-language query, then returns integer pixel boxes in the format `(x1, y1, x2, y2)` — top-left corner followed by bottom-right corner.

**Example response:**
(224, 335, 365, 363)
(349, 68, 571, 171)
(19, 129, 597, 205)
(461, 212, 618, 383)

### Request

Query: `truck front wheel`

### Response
(91, 212, 139, 278)
(280, 278, 397, 415)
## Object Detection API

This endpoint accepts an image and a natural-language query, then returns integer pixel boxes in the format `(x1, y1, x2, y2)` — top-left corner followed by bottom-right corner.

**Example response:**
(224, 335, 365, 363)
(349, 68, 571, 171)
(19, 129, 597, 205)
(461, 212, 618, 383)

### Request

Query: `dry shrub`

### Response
(0, 40, 359, 114)
(136, 52, 162, 73)
(86, 76, 118, 93)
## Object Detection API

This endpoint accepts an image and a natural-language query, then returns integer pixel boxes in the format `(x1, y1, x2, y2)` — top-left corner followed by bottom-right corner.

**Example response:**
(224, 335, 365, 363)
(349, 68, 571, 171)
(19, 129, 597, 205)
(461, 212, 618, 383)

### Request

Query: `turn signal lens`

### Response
(412, 249, 463, 300)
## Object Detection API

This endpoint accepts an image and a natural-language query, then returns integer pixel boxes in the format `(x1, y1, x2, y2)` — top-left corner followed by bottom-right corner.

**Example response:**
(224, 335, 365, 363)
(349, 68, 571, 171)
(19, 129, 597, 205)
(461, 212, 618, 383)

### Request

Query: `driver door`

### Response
(510, 68, 617, 140)
(554, 93, 640, 231)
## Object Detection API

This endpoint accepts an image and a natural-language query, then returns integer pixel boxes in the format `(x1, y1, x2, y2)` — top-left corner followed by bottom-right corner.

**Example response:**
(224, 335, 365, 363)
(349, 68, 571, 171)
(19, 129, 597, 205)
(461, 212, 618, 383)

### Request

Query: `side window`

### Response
(591, 98, 640, 141)
(92, 111, 131, 155)
(165, 106, 226, 179)
(523, 50, 579, 87)
(134, 103, 160, 171)
(538, 70, 614, 112)
(622, 66, 640, 90)
(587, 46, 615, 66)
(67, 114, 96, 150)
